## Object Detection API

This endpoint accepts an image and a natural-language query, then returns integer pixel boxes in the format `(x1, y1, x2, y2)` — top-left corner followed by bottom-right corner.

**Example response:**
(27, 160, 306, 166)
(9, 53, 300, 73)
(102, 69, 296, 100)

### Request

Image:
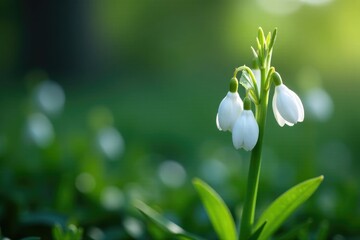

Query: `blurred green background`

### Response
(1, 0, 360, 239)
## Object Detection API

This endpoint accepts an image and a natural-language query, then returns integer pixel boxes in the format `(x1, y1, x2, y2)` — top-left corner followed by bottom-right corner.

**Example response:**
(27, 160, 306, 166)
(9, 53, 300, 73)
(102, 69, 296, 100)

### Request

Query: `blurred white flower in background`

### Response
(200, 159, 228, 186)
(304, 87, 333, 122)
(100, 185, 125, 210)
(256, 0, 302, 15)
(158, 160, 187, 188)
(26, 113, 54, 148)
(257, 0, 333, 15)
(34, 80, 65, 116)
(300, 0, 334, 6)
(97, 126, 125, 160)
(87, 227, 105, 240)
(297, 67, 334, 122)
(123, 217, 144, 239)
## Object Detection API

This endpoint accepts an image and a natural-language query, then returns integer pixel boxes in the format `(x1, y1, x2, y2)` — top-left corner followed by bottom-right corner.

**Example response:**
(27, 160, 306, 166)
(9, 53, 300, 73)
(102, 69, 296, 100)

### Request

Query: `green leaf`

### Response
(249, 222, 266, 240)
(20, 238, 41, 240)
(268, 28, 277, 50)
(135, 200, 204, 240)
(255, 176, 324, 240)
(265, 32, 271, 47)
(239, 71, 254, 91)
(257, 27, 265, 47)
(250, 46, 258, 59)
(193, 178, 237, 240)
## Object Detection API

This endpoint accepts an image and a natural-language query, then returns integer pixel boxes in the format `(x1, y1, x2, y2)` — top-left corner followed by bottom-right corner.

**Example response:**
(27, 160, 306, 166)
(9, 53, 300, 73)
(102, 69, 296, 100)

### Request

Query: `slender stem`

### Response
(239, 68, 269, 240)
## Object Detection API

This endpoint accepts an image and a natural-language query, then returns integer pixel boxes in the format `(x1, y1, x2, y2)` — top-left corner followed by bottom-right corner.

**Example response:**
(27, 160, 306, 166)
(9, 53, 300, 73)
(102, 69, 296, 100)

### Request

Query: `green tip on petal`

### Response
(229, 77, 238, 93)
(244, 97, 252, 110)
(272, 72, 283, 86)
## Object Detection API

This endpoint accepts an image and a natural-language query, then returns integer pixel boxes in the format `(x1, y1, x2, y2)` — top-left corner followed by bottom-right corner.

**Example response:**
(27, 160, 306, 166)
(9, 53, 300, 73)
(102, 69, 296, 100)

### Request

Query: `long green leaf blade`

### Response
(135, 200, 204, 240)
(193, 178, 237, 240)
(249, 222, 266, 240)
(255, 175, 324, 240)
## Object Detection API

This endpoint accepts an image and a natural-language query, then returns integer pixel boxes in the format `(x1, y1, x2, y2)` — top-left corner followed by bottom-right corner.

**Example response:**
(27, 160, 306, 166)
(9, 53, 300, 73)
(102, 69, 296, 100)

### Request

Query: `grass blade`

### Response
(193, 178, 237, 240)
(135, 200, 204, 240)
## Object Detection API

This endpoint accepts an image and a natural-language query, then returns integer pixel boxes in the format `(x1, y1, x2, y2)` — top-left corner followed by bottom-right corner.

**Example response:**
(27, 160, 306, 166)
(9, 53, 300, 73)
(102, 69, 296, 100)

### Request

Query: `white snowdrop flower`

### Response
(273, 84, 304, 127)
(216, 77, 244, 131)
(232, 98, 259, 151)
(216, 91, 243, 131)
(272, 72, 304, 127)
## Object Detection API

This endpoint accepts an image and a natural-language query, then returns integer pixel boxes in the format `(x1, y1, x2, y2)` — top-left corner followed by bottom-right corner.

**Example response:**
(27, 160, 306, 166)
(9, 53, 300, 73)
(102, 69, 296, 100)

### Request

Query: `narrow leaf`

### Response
(250, 46, 258, 59)
(249, 222, 266, 240)
(257, 27, 265, 46)
(239, 70, 254, 91)
(135, 200, 204, 240)
(256, 38, 261, 51)
(255, 176, 324, 240)
(265, 32, 271, 46)
(193, 178, 237, 240)
(269, 28, 277, 50)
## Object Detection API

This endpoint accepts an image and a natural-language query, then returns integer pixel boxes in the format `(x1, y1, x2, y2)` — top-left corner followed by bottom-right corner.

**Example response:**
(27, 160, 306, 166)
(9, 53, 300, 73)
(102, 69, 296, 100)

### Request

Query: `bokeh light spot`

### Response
(304, 87, 333, 122)
(158, 160, 187, 188)
(75, 172, 96, 193)
(200, 159, 228, 186)
(87, 227, 105, 240)
(256, 0, 302, 15)
(34, 80, 65, 115)
(123, 217, 144, 238)
(300, 0, 334, 6)
(97, 127, 125, 160)
(27, 113, 54, 148)
(100, 186, 125, 210)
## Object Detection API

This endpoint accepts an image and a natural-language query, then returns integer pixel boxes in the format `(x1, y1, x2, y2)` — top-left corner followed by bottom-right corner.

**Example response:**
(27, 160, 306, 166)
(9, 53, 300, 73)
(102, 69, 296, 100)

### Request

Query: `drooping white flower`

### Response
(272, 84, 304, 127)
(216, 92, 243, 132)
(232, 110, 259, 151)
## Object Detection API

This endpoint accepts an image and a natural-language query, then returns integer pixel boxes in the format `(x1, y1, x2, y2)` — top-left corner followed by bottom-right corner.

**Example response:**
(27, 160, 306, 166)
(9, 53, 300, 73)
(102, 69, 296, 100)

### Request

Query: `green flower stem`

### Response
(239, 67, 269, 240)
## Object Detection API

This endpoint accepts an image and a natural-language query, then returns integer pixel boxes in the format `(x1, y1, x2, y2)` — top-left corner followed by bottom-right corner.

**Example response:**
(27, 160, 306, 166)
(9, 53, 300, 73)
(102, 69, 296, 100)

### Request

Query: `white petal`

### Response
(216, 114, 222, 131)
(232, 110, 259, 151)
(289, 90, 304, 122)
(272, 91, 286, 127)
(243, 111, 259, 150)
(232, 116, 245, 149)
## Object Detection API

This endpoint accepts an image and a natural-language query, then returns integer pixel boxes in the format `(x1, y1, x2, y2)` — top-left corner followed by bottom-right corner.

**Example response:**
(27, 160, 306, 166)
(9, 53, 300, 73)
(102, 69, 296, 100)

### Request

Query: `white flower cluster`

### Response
(216, 70, 304, 151)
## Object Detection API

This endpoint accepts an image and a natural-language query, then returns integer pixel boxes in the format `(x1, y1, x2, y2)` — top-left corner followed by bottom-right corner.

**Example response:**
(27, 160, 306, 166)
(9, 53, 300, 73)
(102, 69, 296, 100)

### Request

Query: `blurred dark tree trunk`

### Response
(21, 0, 97, 81)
